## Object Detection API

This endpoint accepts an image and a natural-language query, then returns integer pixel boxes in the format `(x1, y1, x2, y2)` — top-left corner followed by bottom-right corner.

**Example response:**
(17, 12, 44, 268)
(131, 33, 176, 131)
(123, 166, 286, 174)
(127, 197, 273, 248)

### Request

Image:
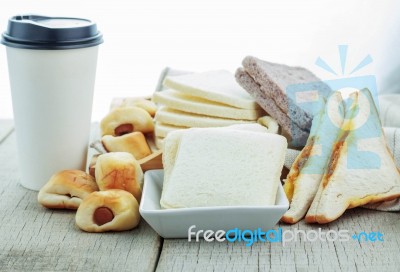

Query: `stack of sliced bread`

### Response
(152, 70, 270, 149)
(235, 56, 331, 147)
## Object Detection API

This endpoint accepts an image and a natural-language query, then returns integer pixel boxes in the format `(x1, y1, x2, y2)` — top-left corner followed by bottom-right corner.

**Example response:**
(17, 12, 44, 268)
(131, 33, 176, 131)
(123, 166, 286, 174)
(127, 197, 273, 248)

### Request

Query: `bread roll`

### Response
(110, 98, 157, 117)
(75, 189, 140, 232)
(100, 107, 154, 137)
(125, 99, 157, 117)
(95, 152, 143, 201)
(38, 170, 98, 209)
(88, 154, 100, 178)
(102, 132, 152, 160)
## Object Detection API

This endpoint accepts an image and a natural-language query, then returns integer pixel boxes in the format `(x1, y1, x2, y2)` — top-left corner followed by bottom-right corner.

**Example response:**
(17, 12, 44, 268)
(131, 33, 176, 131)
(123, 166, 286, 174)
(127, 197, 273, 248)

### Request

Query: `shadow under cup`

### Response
(1, 15, 103, 190)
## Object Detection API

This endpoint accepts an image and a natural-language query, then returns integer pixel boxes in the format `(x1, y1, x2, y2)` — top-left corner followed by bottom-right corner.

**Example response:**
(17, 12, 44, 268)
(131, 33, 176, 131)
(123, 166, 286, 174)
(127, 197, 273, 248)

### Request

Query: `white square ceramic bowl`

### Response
(139, 170, 289, 238)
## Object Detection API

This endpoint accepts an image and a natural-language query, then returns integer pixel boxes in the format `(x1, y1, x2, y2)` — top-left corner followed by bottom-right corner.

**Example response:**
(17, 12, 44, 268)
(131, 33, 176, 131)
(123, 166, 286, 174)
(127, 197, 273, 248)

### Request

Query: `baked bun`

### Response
(88, 154, 100, 178)
(100, 107, 154, 137)
(38, 170, 98, 209)
(102, 132, 152, 160)
(75, 189, 140, 232)
(95, 152, 143, 201)
(131, 99, 157, 117)
(115, 97, 157, 117)
(110, 98, 157, 117)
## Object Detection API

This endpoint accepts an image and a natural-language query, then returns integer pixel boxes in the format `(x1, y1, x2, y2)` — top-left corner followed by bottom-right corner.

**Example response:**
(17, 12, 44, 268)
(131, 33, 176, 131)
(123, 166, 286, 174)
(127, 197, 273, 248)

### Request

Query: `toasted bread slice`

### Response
(282, 92, 345, 224)
(305, 89, 400, 223)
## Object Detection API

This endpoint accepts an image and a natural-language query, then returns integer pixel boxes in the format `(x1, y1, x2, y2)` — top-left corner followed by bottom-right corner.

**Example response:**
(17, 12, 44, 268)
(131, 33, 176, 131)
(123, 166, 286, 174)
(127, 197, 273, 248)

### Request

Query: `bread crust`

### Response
(95, 152, 143, 202)
(110, 98, 157, 117)
(102, 132, 152, 160)
(235, 68, 309, 147)
(283, 92, 345, 224)
(38, 170, 98, 209)
(100, 107, 154, 136)
(153, 89, 265, 121)
(313, 193, 400, 224)
(75, 189, 140, 232)
(306, 89, 400, 224)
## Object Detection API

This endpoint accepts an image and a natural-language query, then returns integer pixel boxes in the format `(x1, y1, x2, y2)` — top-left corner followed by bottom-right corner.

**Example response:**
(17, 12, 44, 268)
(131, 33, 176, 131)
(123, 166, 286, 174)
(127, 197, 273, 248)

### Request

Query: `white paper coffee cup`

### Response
(1, 15, 103, 190)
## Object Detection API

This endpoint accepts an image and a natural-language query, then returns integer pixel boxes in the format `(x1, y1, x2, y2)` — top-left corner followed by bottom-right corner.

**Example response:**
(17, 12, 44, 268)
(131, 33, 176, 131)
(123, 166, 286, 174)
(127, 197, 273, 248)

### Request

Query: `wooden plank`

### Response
(156, 209, 400, 272)
(0, 119, 14, 144)
(139, 150, 163, 172)
(0, 126, 161, 271)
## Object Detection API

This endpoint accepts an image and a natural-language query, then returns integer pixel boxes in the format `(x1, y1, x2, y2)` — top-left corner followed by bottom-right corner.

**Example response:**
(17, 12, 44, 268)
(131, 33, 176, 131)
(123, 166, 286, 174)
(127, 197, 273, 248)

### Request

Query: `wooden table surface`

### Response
(0, 120, 399, 272)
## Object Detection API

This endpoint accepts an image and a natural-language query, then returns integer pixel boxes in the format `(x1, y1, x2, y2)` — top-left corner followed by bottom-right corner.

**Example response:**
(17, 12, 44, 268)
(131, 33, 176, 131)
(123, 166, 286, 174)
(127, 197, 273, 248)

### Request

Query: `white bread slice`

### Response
(257, 116, 279, 134)
(155, 107, 278, 138)
(153, 89, 265, 120)
(161, 124, 280, 207)
(155, 136, 164, 150)
(223, 123, 270, 133)
(163, 70, 260, 110)
(160, 128, 287, 208)
(155, 107, 254, 128)
(282, 92, 344, 224)
(306, 89, 400, 223)
(155, 67, 192, 92)
(159, 123, 272, 136)
(161, 131, 184, 191)
(154, 122, 273, 140)
(162, 124, 272, 170)
(155, 122, 188, 138)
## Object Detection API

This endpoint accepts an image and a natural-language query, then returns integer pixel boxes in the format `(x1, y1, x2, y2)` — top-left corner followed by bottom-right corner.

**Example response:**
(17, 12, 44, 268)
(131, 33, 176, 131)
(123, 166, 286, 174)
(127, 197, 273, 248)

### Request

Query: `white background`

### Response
(0, 0, 399, 121)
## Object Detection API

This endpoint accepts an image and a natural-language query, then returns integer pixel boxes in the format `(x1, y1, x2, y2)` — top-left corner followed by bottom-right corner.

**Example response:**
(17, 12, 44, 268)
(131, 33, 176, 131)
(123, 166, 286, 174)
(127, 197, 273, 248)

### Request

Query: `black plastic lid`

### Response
(1, 15, 103, 50)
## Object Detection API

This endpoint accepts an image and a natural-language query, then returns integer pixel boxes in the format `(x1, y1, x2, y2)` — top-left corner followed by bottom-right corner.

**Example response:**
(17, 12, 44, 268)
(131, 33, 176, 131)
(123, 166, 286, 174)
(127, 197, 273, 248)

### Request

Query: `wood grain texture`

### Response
(1, 121, 400, 272)
(139, 150, 163, 172)
(0, 123, 161, 272)
(156, 207, 400, 272)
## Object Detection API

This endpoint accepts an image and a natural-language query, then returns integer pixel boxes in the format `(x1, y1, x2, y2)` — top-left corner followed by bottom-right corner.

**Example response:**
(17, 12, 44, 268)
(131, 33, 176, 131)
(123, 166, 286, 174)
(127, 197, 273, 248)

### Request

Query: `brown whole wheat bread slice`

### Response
(242, 56, 331, 131)
(235, 68, 309, 147)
